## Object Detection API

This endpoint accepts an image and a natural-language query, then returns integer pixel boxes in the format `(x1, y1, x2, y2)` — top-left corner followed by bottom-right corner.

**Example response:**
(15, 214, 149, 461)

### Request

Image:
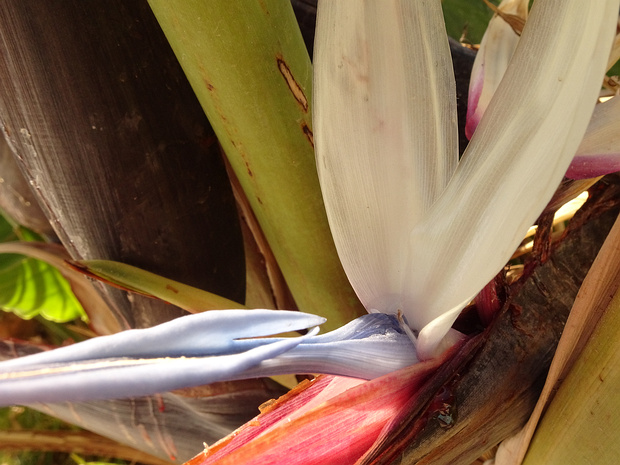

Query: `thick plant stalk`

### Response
(495, 194, 620, 465)
(147, 0, 365, 330)
(0, 135, 53, 236)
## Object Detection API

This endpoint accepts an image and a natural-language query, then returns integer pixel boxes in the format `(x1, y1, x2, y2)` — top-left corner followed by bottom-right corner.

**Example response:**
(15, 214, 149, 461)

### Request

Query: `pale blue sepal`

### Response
(0, 309, 326, 371)
(0, 313, 416, 406)
(242, 313, 418, 380)
(0, 325, 320, 406)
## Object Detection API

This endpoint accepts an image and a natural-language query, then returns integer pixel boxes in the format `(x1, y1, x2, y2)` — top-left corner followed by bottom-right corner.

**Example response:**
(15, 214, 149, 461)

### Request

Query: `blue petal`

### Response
(238, 313, 418, 380)
(0, 309, 326, 371)
(0, 327, 319, 405)
(0, 312, 417, 406)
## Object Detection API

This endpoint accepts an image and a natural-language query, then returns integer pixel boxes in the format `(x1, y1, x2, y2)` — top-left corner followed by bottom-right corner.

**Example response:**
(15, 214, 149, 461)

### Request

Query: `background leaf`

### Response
(0, 255, 85, 322)
(442, 0, 498, 44)
(0, 214, 85, 323)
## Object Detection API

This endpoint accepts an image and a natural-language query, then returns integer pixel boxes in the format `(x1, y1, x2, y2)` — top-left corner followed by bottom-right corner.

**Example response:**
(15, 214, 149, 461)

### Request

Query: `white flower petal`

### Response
(607, 18, 620, 70)
(314, 0, 458, 315)
(408, 0, 620, 358)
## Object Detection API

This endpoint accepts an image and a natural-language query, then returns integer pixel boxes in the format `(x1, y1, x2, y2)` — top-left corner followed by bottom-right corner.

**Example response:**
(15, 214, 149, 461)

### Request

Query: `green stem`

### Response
(146, 0, 365, 330)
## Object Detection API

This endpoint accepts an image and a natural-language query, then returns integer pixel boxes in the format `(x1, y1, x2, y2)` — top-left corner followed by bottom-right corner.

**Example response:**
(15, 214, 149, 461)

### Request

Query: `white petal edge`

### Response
(407, 0, 620, 358)
(314, 0, 458, 315)
(607, 18, 620, 70)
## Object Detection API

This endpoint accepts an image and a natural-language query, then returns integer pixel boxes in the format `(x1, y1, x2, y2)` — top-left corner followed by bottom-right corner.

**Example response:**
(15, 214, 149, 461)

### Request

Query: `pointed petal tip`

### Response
(0, 317, 317, 406)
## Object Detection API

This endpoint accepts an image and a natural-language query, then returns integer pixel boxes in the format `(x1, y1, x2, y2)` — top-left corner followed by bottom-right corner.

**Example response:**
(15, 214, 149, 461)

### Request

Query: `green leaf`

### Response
(70, 259, 245, 312)
(0, 254, 86, 323)
(442, 0, 498, 44)
(0, 214, 86, 323)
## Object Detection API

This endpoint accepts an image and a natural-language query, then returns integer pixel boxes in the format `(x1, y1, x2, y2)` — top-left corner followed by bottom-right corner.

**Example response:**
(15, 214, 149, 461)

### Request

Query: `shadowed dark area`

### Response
(0, 1, 245, 330)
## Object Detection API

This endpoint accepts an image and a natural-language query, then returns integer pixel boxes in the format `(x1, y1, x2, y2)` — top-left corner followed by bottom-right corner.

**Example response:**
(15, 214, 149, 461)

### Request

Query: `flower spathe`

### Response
(188, 351, 454, 465)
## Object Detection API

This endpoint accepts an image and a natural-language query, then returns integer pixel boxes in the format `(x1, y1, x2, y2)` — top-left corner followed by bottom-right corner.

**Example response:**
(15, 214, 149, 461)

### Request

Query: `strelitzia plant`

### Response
(187, 2, 617, 462)
(0, 0, 619, 463)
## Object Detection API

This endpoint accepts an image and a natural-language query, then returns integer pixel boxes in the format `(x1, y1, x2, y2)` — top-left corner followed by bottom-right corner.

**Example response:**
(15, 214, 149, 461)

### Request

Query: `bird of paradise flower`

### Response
(0, 0, 619, 464)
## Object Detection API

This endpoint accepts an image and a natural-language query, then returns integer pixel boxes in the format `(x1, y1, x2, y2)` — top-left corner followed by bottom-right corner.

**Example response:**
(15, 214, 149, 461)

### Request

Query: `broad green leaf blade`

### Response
(0, 242, 119, 334)
(0, 254, 85, 323)
(314, 0, 458, 316)
(147, 0, 365, 330)
(0, 215, 85, 323)
(411, 0, 619, 358)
